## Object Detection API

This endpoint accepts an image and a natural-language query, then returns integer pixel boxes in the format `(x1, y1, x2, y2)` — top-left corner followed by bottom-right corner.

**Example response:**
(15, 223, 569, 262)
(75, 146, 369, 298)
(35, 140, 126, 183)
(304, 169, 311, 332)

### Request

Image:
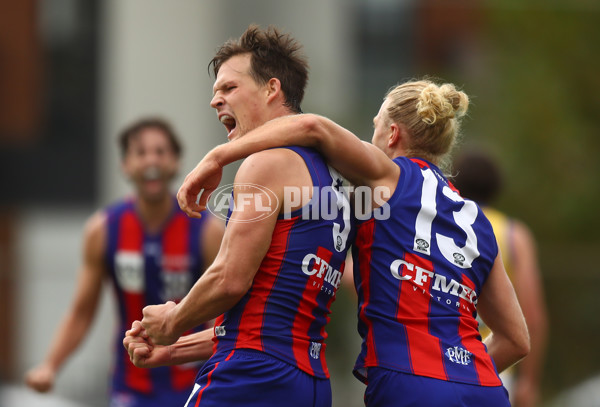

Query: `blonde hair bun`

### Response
(416, 83, 469, 125)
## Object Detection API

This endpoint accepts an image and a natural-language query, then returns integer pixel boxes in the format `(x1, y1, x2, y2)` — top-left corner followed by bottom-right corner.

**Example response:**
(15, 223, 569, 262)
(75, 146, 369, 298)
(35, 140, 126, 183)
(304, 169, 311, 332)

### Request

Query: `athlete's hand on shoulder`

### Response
(141, 301, 180, 346)
(24, 363, 56, 393)
(123, 320, 171, 368)
(178, 153, 224, 218)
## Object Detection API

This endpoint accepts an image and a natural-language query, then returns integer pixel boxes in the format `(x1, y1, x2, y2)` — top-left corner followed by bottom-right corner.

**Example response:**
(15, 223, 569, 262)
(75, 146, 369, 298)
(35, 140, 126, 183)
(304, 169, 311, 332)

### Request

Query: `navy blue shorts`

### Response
(364, 367, 510, 407)
(184, 349, 331, 407)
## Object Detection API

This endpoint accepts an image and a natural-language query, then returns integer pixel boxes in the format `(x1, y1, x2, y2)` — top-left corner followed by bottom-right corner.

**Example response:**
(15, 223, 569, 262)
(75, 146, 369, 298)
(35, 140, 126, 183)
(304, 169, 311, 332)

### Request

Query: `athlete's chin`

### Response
(227, 130, 240, 141)
(228, 126, 249, 141)
(139, 188, 170, 203)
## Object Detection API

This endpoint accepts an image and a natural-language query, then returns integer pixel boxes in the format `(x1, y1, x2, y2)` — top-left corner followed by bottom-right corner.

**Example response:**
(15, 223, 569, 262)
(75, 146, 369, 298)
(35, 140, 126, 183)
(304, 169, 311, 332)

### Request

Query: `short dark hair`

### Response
(118, 117, 182, 158)
(209, 24, 309, 113)
(452, 149, 503, 206)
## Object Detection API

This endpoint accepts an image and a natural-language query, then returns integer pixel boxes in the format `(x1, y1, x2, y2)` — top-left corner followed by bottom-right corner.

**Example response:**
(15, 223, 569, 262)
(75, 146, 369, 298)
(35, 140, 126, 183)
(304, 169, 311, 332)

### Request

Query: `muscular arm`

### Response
(25, 212, 107, 392)
(168, 328, 215, 364)
(200, 215, 225, 272)
(178, 114, 397, 218)
(142, 149, 295, 345)
(510, 221, 548, 407)
(200, 214, 226, 330)
(478, 253, 530, 373)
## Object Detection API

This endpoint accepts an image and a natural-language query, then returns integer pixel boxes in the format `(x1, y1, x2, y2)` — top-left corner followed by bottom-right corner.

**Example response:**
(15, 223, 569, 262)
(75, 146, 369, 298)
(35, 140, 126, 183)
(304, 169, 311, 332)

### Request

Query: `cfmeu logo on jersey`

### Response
(207, 183, 280, 223)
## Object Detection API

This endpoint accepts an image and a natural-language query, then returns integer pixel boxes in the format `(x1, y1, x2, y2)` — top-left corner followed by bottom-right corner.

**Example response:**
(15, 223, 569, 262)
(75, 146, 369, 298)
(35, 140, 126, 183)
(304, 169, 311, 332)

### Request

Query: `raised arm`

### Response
(178, 114, 396, 218)
(25, 212, 106, 392)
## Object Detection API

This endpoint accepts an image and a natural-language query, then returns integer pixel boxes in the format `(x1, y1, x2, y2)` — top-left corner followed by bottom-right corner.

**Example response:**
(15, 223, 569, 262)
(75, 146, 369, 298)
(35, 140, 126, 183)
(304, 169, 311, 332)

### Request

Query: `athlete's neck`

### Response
(134, 194, 174, 233)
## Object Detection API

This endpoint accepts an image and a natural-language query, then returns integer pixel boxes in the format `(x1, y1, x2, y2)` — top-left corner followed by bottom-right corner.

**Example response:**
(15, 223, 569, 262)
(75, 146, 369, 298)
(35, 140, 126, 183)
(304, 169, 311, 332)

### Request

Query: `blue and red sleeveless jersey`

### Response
(353, 157, 502, 386)
(210, 146, 352, 379)
(105, 197, 210, 395)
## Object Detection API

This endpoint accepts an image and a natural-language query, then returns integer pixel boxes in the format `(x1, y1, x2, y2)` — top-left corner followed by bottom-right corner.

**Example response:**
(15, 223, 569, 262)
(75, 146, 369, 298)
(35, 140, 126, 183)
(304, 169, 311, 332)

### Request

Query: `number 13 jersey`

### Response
(352, 157, 502, 386)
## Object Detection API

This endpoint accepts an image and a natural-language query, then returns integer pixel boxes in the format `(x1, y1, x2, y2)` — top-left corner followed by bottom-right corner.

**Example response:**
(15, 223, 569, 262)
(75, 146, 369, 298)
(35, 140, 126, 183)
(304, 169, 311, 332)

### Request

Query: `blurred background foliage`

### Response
(475, 3, 600, 241)
(474, 4, 600, 395)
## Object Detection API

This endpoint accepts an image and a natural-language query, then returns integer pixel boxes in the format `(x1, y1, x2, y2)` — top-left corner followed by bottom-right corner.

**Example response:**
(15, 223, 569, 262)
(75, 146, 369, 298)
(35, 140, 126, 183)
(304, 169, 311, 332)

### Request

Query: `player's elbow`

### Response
(491, 319, 530, 367)
(222, 279, 250, 300)
(213, 265, 252, 302)
(511, 325, 531, 362)
(298, 114, 327, 147)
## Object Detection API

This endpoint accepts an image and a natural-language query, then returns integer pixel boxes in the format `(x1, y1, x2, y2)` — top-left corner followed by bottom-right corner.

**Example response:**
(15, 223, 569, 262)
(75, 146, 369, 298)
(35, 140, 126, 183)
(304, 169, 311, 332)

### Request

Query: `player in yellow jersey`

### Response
(452, 149, 548, 407)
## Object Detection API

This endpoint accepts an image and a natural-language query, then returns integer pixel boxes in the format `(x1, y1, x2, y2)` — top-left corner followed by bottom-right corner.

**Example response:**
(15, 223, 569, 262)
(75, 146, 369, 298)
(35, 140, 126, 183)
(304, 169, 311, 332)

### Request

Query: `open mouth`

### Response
(220, 114, 237, 139)
(143, 166, 162, 181)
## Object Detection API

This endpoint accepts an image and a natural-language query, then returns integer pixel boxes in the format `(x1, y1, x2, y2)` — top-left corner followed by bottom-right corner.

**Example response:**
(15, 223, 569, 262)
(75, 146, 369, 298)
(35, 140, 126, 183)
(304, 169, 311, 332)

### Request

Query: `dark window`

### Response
(0, 0, 99, 205)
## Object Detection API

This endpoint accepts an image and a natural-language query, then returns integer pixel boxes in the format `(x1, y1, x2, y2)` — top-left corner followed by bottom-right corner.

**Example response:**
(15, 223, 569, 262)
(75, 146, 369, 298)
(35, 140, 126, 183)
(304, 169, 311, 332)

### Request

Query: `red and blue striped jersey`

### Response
(105, 197, 210, 395)
(211, 146, 352, 379)
(353, 157, 502, 386)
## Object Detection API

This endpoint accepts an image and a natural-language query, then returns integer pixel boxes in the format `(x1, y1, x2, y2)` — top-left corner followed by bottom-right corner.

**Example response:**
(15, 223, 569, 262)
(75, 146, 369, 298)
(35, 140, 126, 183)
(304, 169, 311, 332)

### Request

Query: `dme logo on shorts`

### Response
(445, 346, 473, 365)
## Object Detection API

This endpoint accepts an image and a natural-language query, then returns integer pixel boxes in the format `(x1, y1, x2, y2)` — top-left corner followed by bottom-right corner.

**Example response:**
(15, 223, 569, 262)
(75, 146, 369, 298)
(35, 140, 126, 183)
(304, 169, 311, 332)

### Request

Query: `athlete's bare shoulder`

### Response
(82, 210, 108, 259)
(234, 147, 312, 214)
(84, 210, 107, 235)
(236, 147, 308, 184)
(246, 147, 303, 164)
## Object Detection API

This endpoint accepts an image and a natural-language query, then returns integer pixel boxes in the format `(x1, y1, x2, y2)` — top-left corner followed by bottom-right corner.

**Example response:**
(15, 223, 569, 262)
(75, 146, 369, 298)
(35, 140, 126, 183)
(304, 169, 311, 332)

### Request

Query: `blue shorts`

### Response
(364, 367, 510, 407)
(109, 388, 192, 407)
(184, 349, 331, 407)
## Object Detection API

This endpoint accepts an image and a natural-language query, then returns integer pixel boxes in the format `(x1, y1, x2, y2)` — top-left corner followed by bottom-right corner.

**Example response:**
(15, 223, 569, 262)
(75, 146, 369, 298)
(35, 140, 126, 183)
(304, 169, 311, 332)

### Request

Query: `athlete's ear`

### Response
(388, 122, 401, 148)
(389, 122, 409, 152)
(266, 78, 282, 104)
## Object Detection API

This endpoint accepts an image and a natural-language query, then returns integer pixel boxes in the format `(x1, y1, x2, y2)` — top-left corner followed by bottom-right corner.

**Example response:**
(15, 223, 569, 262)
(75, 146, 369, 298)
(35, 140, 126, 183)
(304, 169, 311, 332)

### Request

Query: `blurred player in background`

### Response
(453, 148, 548, 407)
(177, 79, 530, 406)
(25, 117, 224, 407)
